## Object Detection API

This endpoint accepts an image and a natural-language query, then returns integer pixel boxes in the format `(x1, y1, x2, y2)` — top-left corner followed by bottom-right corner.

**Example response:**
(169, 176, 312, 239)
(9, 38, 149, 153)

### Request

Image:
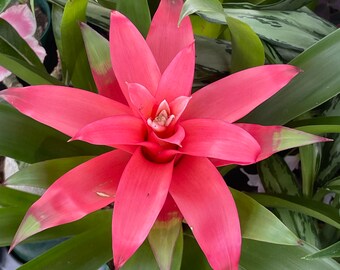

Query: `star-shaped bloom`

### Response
(0, 0, 328, 269)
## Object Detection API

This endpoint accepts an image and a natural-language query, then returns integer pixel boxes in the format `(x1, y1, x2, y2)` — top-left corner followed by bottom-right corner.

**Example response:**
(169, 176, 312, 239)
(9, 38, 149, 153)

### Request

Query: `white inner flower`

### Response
(147, 100, 175, 132)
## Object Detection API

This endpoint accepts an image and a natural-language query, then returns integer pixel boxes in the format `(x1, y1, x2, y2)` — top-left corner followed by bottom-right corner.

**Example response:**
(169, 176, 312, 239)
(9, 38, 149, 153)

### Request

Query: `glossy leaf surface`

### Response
(243, 29, 340, 125)
(60, 0, 97, 91)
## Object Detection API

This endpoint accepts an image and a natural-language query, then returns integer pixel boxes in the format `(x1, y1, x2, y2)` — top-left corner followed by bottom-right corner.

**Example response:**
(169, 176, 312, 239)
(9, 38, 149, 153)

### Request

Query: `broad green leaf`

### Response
(248, 193, 340, 229)
(0, 0, 11, 12)
(0, 19, 60, 85)
(0, 19, 45, 70)
(180, 0, 227, 24)
(5, 156, 93, 189)
(97, 0, 116, 9)
(190, 15, 222, 38)
(123, 229, 183, 270)
(0, 53, 61, 85)
(0, 102, 109, 163)
(0, 186, 39, 207)
(51, 4, 67, 82)
(49, 0, 112, 31)
(193, 36, 231, 90)
(224, 7, 335, 52)
(304, 241, 340, 259)
(258, 155, 299, 195)
(60, 0, 97, 92)
(231, 188, 299, 245)
(318, 97, 340, 185)
(300, 144, 322, 197)
(240, 239, 340, 270)
(243, 28, 340, 125)
(258, 155, 319, 246)
(148, 218, 183, 270)
(0, 207, 28, 247)
(0, 208, 114, 247)
(223, 0, 314, 11)
(122, 241, 159, 270)
(226, 15, 265, 72)
(181, 233, 211, 270)
(155, 232, 340, 270)
(289, 116, 340, 134)
(116, 0, 151, 37)
(18, 216, 112, 270)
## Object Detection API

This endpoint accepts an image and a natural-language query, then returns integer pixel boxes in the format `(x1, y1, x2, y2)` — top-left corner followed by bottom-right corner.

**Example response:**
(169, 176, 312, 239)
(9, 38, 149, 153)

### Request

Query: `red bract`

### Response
(0, 0, 329, 269)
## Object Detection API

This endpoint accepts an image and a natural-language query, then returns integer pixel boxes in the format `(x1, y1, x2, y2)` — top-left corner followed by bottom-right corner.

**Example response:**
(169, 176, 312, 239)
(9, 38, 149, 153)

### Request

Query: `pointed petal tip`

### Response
(10, 213, 41, 251)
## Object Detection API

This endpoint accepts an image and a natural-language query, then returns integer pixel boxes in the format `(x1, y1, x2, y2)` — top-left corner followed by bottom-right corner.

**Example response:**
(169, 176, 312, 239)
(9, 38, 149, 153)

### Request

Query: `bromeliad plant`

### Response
(0, 0, 330, 269)
(0, 0, 340, 269)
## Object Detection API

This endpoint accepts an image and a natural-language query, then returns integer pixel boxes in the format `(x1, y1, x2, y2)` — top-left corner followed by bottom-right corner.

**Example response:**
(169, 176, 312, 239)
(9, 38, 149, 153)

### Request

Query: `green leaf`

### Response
(304, 241, 340, 259)
(289, 117, 340, 134)
(0, 53, 61, 85)
(51, 4, 67, 82)
(240, 239, 340, 270)
(148, 218, 183, 270)
(248, 193, 340, 229)
(181, 233, 211, 270)
(300, 144, 322, 197)
(226, 15, 265, 72)
(96, 0, 116, 10)
(60, 0, 97, 91)
(5, 156, 93, 189)
(180, 0, 227, 24)
(224, 7, 335, 52)
(122, 240, 159, 270)
(0, 19, 60, 85)
(0, 102, 109, 163)
(0, 0, 11, 12)
(243, 28, 340, 125)
(258, 155, 319, 245)
(116, 0, 151, 37)
(231, 188, 299, 245)
(0, 207, 114, 247)
(190, 15, 222, 38)
(223, 0, 315, 11)
(0, 207, 28, 247)
(18, 215, 112, 270)
(0, 186, 39, 207)
(0, 19, 45, 70)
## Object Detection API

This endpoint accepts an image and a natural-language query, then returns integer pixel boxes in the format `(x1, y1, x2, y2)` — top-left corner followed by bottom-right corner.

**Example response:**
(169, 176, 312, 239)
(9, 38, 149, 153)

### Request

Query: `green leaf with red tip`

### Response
(148, 217, 183, 270)
(236, 124, 330, 162)
(226, 15, 265, 73)
(60, 0, 97, 92)
(80, 23, 126, 103)
(5, 156, 93, 189)
(116, 0, 151, 37)
(248, 193, 340, 229)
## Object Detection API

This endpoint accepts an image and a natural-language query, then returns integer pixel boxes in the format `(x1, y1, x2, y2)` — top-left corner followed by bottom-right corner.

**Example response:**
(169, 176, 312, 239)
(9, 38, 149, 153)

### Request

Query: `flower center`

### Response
(147, 100, 175, 132)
